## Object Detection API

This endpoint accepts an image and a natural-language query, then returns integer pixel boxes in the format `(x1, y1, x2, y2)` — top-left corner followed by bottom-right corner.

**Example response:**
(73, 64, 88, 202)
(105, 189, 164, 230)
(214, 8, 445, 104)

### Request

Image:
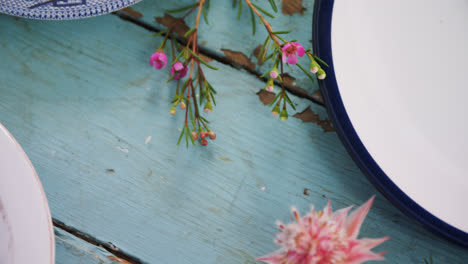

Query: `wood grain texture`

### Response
(0, 10, 466, 264)
(55, 228, 126, 264)
(118, 0, 321, 109)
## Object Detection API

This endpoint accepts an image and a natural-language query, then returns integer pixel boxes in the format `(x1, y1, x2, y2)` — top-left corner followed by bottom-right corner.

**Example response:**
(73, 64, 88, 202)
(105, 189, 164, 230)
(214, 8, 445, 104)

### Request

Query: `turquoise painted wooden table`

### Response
(1, 1, 467, 263)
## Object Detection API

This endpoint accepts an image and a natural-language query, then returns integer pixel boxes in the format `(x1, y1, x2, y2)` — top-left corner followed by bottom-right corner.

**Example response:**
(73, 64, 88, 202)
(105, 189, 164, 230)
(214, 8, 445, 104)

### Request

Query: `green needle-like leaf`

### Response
(202, 7, 209, 24)
(296, 62, 315, 83)
(172, 52, 185, 65)
(275, 34, 287, 43)
(207, 82, 217, 93)
(237, 0, 242, 20)
(260, 71, 269, 78)
(210, 90, 216, 106)
(268, 92, 281, 107)
(312, 55, 329, 67)
(166, 73, 176, 83)
(200, 116, 210, 124)
(253, 3, 275, 18)
(188, 49, 219, 70)
(184, 28, 196, 37)
(284, 92, 296, 110)
(177, 126, 186, 145)
(151, 30, 168, 37)
(262, 51, 276, 63)
(272, 30, 291, 35)
(269, 0, 278, 13)
(167, 3, 198, 13)
(250, 8, 256, 35)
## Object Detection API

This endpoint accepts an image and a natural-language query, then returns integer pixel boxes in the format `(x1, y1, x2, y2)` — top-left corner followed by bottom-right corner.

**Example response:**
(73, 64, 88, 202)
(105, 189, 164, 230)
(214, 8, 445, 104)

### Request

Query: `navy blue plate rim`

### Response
(313, 0, 468, 247)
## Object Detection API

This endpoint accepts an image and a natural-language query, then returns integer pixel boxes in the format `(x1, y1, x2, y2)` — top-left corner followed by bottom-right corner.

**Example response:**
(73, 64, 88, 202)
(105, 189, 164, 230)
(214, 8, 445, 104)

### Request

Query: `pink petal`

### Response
(282, 42, 292, 53)
(344, 251, 385, 264)
(291, 206, 301, 222)
(322, 200, 332, 217)
(154, 61, 164, 69)
(291, 43, 305, 57)
(346, 196, 375, 239)
(174, 61, 184, 71)
(332, 206, 353, 228)
(160, 56, 167, 67)
(359, 237, 390, 249)
(256, 249, 287, 264)
(282, 52, 287, 63)
(296, 45, 305, 57)
(150, 53, 158, 62)
(287, 54, 298, 65)
(180, 66, 188, 77)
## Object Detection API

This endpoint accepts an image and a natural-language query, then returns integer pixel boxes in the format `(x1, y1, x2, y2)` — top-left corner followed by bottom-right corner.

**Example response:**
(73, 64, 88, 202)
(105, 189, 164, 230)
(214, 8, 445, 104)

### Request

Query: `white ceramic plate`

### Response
(0, 123, 54, 264)
(314, 0, 468, 245)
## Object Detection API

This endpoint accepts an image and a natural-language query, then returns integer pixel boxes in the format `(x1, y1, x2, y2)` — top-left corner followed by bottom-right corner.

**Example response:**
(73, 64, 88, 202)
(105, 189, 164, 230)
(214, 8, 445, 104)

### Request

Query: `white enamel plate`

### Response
(314, 0, 468, 245)
(0, 123, 55, 263)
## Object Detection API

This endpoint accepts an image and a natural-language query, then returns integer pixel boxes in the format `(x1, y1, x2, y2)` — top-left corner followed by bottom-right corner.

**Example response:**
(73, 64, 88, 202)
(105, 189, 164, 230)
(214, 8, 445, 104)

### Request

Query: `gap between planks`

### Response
(53, 218, 143, 264)
(112, 10, 324, 106)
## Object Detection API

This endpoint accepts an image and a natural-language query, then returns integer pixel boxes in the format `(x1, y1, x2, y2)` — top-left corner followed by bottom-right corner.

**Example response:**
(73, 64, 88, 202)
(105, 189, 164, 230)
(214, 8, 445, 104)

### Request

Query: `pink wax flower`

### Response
(282, 42, 305, 65)
(171, 61, 188, 80)
(257, 196, 389, 264)
(149, 50, 167, 69)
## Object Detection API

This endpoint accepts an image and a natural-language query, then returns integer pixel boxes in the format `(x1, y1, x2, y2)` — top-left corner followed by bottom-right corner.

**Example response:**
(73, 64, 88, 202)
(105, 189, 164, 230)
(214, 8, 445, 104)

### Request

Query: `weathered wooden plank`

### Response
(0, 13, 466, 264)
(117, 0, 322, 107)
(55, 227, 129, 264)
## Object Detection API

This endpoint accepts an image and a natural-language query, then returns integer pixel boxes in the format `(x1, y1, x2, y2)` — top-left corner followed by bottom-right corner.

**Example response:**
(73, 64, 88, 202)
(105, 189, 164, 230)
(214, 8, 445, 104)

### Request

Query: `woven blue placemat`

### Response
(0, 0, 142, 20)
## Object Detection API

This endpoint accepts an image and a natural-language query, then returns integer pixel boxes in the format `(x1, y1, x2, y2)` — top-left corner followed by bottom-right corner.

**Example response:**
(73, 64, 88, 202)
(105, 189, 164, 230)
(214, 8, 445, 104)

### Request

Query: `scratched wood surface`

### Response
(0, 2, 467, 264)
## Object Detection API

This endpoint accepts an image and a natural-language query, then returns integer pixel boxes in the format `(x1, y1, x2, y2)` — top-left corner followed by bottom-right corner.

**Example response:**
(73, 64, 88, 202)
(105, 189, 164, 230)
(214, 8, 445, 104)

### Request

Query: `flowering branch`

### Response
(150, 0, 217, 148)
(149, 1, 328, 146)
(243, 0, 327, 120)
(244, 0, 281, 48)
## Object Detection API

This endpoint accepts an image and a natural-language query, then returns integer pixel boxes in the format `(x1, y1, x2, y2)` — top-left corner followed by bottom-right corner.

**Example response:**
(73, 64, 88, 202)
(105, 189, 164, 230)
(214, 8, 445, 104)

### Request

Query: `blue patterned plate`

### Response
(0, 0, 142, 20)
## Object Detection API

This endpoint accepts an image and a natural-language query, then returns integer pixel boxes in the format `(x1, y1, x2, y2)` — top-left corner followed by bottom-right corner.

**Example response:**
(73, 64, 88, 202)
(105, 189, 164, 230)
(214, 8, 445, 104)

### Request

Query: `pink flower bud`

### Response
(208, 131, 216, 140)
(269, 69, 279, 79)
(149, 50, 167, 69)
(201, 139, 208, 146)
(170, 61, 188, 80)
(192, 131, 199, 140)
(179, 101, 186, 109)
(317, 69, 326, 80)
(265, 78, 274, 92)
(200, 131, 207, 139)
(169, 106, 176, 115)
(204, 101, 213, 114)
(272, 104, 280, 117)
(280, 109, 288, 121)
